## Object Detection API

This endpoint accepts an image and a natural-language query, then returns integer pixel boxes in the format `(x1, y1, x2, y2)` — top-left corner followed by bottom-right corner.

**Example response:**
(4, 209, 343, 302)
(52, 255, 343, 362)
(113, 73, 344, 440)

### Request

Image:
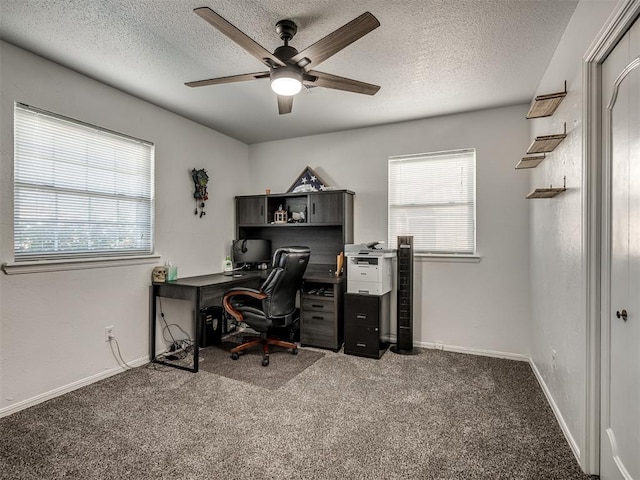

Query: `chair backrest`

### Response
(260, 246, 310, 319)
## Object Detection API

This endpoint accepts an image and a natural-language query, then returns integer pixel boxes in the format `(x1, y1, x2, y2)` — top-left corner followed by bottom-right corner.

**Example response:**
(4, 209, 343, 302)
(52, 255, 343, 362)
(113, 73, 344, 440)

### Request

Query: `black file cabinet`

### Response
(344, 292, 390, 359)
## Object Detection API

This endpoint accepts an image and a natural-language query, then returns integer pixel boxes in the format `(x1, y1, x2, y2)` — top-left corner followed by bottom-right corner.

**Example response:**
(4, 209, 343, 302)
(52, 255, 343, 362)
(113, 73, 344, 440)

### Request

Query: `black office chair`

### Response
(222, 246, 310, 366)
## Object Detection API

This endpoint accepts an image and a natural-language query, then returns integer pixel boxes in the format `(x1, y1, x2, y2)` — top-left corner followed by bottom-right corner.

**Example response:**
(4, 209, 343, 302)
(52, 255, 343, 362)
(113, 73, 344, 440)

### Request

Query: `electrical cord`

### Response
(158, 298, 193, 344)
(162, 324, 191, 345)
(108, 336, 134, 369)
(158, 297, 178, 345)
(156, 297, 193, 361)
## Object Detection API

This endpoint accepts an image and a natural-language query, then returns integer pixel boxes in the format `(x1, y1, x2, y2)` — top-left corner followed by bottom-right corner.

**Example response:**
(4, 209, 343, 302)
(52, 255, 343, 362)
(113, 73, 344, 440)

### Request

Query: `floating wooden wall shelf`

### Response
(515, 155, 546, 169)
(526, 187, 566, 198)
(527, 122, 566, 154)
(526, 81, 567, 119)
(527, 176, 566, 199)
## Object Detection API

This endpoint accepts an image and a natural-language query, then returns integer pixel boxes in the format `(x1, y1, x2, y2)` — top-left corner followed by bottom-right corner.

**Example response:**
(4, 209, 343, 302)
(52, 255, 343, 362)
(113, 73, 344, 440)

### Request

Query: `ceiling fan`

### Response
(185, 7, 381, 114)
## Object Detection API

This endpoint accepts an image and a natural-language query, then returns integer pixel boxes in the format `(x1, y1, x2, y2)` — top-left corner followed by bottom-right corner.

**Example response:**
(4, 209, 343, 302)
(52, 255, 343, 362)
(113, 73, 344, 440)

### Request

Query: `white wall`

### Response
(527, 0, 619, 467)
(248, 105, 532, 357)
(0, 42, 250, 414)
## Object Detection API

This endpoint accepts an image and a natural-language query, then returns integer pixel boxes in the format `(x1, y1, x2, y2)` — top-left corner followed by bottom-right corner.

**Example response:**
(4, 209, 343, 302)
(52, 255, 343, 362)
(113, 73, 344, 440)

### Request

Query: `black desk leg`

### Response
(150, 285, 157, 362)
(193, 290, 200, 373)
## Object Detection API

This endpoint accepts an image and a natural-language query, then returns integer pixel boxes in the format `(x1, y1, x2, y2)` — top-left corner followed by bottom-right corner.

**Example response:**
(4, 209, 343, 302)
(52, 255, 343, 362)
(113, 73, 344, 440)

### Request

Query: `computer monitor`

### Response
(232, 239, 272, 269)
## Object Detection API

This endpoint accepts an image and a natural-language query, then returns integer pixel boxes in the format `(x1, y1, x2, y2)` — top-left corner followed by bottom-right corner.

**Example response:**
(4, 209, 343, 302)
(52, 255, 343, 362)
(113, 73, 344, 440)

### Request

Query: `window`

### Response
(388, 148, 475, 254)
(13, 103, 154, 261)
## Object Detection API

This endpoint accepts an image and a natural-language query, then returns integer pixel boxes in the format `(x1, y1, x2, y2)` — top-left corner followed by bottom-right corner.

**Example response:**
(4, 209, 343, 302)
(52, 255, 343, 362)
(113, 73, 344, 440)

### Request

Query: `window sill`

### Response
(2, 255, 161, 275)
(415, 254, 482, 263)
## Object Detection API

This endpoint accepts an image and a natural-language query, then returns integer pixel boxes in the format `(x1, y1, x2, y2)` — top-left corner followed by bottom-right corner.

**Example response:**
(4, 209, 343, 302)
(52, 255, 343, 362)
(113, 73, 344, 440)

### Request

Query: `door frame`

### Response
(584, 0, 640, 474)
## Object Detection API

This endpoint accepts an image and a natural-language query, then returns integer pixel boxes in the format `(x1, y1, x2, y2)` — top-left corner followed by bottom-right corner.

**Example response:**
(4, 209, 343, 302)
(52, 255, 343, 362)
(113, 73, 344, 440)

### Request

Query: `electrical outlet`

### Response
(104, 326, 114, 342)
(552, 349, 557, 370)
(434, 342, 444, 350)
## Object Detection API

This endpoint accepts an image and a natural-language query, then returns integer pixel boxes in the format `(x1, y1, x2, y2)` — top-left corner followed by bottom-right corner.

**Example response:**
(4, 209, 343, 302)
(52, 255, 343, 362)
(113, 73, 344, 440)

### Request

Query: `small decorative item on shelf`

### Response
(287, 166, 330, 193)
(166, 262, 178, 281)
(274, 204, 288, 223)
(151, 266, 167, 282)
(191, 168, 209, 218)
(223, 256, 233, 275)
(336, 251, 344, 277)
(289, 210, 306, 223)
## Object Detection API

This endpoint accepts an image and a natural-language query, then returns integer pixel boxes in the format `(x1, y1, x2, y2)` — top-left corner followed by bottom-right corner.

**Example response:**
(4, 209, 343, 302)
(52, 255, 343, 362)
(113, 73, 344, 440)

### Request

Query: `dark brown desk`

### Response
(150, 271, 263, 372)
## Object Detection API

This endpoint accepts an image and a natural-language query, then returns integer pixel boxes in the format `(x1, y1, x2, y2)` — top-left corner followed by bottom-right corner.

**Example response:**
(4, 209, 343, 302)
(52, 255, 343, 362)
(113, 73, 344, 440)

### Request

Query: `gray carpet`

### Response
(0, 348, 590, 480)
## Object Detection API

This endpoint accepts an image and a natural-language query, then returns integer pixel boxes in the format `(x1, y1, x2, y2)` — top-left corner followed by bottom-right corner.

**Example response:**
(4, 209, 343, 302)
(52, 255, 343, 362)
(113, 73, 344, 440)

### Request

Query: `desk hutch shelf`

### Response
(236, 190, 354, 266)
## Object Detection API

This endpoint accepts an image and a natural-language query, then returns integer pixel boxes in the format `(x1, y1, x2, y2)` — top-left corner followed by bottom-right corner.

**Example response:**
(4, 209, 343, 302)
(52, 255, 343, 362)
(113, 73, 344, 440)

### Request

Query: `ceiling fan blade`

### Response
(185, 72, 270, 88)
(194, 7, 285, 68)
(304, 70, 380, 95)
(290, 12, 380, 71)
(277, 95, 294, 115)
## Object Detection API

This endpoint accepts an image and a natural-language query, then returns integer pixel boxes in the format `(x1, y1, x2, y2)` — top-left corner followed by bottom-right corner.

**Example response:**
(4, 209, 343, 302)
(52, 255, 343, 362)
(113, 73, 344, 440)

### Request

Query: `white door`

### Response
(600, 17, 640, 480)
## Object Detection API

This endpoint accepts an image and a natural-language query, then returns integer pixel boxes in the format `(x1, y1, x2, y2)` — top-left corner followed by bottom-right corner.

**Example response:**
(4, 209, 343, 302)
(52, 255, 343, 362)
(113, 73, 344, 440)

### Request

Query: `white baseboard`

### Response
(421, 341, 530, 362)
(383, 335, 530, 362)
(0, 356, 149, 418)
(528, 359, 582, 465)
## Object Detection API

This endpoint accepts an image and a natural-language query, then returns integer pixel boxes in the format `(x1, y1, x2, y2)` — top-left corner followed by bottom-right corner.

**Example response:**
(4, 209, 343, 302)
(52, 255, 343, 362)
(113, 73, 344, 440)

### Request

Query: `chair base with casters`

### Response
(230, 331, 298, 366)
(222, 246, 310, 367)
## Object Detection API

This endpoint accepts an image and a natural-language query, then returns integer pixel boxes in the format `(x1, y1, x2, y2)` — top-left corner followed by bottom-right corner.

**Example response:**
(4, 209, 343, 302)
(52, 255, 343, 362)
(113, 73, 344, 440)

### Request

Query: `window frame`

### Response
(388, 148, 478, 260)
(4, 103, 158, 273)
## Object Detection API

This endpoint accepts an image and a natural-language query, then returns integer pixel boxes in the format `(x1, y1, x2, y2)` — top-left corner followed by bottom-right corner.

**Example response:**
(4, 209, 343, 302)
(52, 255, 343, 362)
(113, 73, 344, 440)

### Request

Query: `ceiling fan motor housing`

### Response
(275, 19, 297, 43)
(273, 45, 299, 63)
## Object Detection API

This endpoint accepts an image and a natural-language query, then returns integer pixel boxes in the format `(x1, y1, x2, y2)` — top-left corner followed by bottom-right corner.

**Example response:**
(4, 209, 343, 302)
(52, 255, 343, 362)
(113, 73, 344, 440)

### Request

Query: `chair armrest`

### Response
(222, 288, 267, 322)
(224, 287, 262, 297)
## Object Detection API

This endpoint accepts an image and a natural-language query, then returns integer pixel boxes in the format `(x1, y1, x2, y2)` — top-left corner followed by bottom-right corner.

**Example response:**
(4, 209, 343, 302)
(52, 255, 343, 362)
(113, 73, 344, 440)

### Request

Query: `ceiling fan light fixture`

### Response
(270, 66, 303, 96)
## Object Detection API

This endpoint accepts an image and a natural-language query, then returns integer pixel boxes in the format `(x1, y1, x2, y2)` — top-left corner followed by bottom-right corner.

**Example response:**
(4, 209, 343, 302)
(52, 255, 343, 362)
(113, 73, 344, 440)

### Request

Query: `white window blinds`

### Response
(13, 103, 154, 261)
(388, 149, 476, 254)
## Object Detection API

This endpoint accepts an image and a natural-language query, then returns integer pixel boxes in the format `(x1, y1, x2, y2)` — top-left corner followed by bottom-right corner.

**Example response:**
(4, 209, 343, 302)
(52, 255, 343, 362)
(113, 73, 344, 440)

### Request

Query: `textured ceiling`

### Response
(0, 0, 578, 144)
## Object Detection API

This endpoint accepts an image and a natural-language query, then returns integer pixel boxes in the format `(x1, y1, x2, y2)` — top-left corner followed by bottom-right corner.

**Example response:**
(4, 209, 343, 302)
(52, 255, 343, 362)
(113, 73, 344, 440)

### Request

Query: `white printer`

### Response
(345, 242, 396, 295)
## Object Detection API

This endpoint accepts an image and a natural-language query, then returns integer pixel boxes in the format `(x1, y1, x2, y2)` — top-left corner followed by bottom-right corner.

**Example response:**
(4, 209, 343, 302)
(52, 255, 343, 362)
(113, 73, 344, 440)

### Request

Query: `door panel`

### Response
(600, 18, 640, 480)
(308, 192, 343, 223)
(236, 196, 266, 225)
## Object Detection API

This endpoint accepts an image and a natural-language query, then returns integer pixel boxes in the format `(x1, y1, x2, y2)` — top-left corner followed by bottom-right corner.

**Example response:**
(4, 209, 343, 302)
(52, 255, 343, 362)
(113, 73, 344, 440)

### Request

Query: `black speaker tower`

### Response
(391, 235, 418, 355)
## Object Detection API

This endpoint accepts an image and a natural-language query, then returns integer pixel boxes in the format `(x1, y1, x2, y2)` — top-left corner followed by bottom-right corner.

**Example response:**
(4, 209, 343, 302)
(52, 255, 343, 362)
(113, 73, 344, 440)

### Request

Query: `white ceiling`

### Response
(0, 0, 578, 144)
